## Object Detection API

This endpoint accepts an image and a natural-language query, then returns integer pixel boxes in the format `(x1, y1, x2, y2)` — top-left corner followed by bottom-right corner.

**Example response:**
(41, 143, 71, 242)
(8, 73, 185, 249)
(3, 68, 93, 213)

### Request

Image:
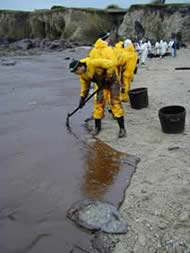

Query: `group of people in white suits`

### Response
(131, 38, 177, 65)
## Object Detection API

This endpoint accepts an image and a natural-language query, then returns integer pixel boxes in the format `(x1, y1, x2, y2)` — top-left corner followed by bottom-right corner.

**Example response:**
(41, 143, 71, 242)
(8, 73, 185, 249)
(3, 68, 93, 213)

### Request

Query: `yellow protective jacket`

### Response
(124, 43, 138, 72)
(114, 41, 136, 80)
(89, 39, 115, 60)
(114, 41, 130, 65)
(79, 57, 116, 97)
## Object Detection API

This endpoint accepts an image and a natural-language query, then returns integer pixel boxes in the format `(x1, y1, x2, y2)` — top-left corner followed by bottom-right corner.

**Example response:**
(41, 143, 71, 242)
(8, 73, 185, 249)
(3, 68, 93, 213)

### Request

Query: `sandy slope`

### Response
(96, 49, 190, 252)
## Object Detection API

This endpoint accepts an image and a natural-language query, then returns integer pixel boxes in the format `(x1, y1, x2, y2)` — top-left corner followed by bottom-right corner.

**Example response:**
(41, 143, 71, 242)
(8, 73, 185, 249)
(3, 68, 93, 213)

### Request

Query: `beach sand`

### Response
(95, 48, 190, 252)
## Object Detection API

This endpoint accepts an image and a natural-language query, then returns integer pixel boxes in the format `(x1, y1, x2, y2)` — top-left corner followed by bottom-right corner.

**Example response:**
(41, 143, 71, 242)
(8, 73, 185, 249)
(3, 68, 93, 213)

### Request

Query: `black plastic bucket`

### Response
(128, 87, 148, 109)
(158, 105, 186, 133)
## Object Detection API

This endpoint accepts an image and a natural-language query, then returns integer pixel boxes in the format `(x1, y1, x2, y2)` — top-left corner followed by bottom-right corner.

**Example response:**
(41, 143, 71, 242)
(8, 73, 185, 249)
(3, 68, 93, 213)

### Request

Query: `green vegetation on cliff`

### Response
(130, 3, 190, 10)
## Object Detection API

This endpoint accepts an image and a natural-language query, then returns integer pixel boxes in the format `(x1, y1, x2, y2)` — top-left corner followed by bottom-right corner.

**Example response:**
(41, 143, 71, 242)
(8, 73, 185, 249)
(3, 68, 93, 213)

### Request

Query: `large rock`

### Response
(10, 39, 33, 50)
(0, 38, 9, 48)
(67, 200, 128, 234)
(118, 4, 190, 42)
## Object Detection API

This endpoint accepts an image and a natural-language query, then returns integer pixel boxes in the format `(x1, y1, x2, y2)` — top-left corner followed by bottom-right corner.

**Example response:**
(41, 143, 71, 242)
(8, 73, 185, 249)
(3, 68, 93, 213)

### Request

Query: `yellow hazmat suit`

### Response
(114, 42, 138, 102)
(79, 57, 124, 119)
(89, 38, 115, 60)
(89, 38, 116, 106)
(124, 43, 138, 82)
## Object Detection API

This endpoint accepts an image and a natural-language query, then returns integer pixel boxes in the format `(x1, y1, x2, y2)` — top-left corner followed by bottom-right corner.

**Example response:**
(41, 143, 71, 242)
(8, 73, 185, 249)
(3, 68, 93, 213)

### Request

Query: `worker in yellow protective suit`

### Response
(89, 33, 116, 115)
(114, 41, 138, 102)
(89, 38, 114, 60)
(124, 42, 138, 81)
(69, 57, 126, 138)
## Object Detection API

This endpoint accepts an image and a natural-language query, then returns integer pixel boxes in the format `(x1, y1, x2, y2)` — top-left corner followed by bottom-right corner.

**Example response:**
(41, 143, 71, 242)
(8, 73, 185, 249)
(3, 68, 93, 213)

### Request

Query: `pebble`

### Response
(138, 234, 146, 246)
(168, 146, 180, 151)
(158, 223, 167, 230)
(178, 211, 189, 222)
(1, 60, 17, 66)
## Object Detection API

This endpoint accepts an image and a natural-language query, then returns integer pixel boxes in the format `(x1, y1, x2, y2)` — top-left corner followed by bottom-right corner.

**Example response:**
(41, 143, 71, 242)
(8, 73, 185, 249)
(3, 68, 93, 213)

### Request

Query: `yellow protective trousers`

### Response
(121, 56, 137, 102)
(121, 67, 133, 102)
(93, 80, 124, 119)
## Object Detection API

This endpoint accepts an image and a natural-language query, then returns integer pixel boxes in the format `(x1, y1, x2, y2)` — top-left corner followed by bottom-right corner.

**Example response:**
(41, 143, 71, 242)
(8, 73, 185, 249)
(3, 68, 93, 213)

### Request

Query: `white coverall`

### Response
(124, 38, 132, 49)
(147, 40, 152, 55)
(160, 40, 168, 57)
(140, 42, 148, 64)
(155, 41, 160, 56)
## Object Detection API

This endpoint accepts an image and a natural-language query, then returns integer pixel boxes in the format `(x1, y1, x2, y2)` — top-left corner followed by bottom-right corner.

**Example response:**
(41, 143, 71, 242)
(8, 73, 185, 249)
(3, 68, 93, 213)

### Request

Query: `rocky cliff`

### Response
(118, 4, 190, 43)
(0, 4, 190, 45)
(0, 8, 125, 44)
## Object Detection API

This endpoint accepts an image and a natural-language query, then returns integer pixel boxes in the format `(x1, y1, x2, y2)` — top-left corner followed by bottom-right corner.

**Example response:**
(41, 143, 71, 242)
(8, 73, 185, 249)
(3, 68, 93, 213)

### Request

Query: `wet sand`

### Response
(0, 48, 139, 252)
(1, 47, 190, 252)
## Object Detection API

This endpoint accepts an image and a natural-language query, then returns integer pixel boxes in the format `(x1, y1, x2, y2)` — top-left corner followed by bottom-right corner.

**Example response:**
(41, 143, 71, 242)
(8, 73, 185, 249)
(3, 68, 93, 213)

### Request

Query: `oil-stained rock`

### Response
(67, 200, 128, 234)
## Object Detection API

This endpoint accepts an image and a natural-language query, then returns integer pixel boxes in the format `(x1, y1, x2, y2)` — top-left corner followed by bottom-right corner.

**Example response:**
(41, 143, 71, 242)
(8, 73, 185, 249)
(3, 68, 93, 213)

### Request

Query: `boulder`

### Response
(10, 39, 33, 50)
(67, 200, 128, 234)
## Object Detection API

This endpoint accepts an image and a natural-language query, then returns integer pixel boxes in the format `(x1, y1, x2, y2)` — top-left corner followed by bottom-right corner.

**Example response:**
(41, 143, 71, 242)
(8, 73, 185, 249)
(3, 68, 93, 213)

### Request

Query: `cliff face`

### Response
(0, 11, 30, 41)
(0, 5, 190, 44)
(118, 4, 190, 42)
(0, 8, 124, 43)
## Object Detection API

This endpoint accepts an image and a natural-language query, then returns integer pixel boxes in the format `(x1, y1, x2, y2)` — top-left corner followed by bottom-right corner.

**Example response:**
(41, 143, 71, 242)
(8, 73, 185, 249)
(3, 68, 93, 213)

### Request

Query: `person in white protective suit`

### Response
(160, 40, 168, 57)
(147, 40, 152, 55)
(168, 39, 176, 57)
(155, 41, 160, 57)
(134, 41, 141, 53)
(124, 37, 132, 48)
(140, 41, 148, 65)
(168, 40, 173, 55)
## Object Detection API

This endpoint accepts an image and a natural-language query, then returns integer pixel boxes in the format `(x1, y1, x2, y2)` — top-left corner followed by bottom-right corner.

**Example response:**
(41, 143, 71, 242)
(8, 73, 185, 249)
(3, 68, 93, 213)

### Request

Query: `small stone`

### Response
(158, 223, 167, 230)
(146, 223, 152, 230)
(141, 195, 150, 201)
(154, 210, 161, 216)
(138, 234, 146, 246)
(178, 211, 189, 222)
(168, 146, 180, 151)
(1, 60, 16, 66)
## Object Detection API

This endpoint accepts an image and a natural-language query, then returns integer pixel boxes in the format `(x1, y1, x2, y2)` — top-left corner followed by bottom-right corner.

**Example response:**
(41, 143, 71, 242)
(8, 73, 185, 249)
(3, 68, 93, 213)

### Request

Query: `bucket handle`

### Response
(169, 118, 181, 122)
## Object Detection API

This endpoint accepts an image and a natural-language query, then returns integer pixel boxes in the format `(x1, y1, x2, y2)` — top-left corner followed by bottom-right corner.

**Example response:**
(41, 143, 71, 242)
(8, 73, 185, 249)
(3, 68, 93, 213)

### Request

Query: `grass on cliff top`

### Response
(0, 6, 126, 15)
(32, 7, 107, 14)
(130, 3, 190, 10)
(1, 3, 189, 15)
(0, 9, 30, 14)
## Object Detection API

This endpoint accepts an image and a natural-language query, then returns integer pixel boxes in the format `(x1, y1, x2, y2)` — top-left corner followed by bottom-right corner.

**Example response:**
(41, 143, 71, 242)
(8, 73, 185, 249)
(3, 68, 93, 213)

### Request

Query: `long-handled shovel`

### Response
(66, 85, 103, 128)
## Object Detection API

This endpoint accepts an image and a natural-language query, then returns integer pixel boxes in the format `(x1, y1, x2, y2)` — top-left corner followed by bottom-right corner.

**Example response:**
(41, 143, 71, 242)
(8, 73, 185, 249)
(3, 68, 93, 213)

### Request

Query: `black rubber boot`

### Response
(116, 116, 126, 138)
(91, 119, 101, 136)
